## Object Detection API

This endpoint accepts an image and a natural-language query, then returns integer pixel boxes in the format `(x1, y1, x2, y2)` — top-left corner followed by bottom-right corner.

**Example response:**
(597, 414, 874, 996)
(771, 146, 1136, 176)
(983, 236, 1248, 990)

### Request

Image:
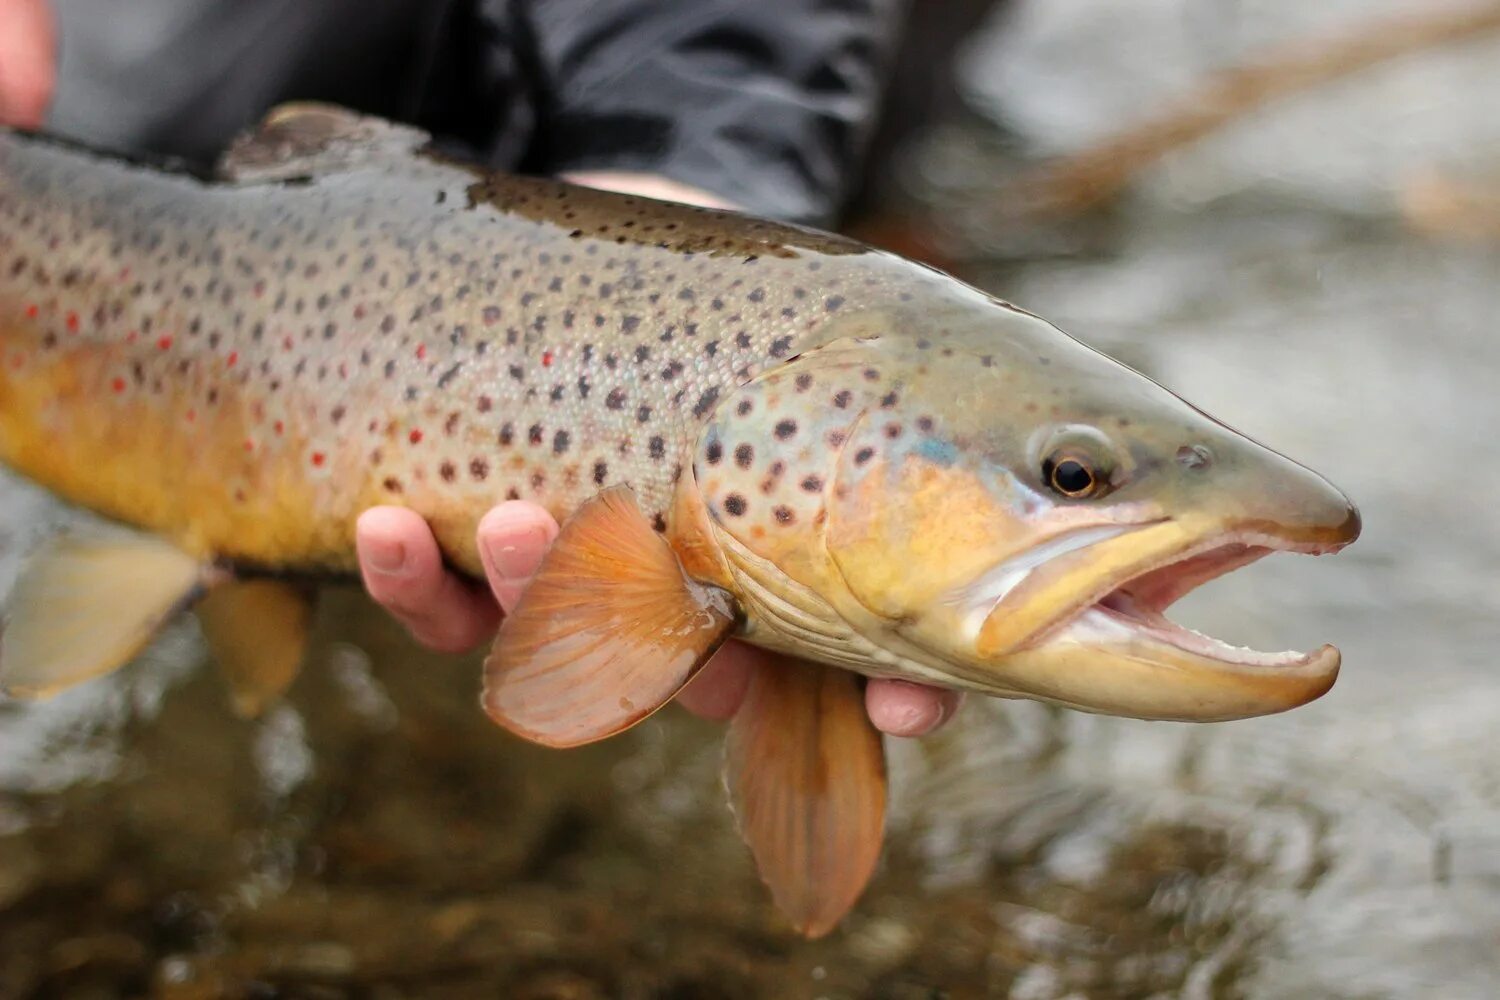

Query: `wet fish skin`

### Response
(0, 108, 903, 578)
(0, 105, 1361, 937)
(0, 105, 1360, 712)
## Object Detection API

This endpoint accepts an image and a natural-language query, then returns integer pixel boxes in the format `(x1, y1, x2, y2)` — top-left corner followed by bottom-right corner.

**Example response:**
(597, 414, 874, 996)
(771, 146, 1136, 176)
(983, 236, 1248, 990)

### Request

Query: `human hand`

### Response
(0, 0, 55, 129)
(356, 502, 962, 737)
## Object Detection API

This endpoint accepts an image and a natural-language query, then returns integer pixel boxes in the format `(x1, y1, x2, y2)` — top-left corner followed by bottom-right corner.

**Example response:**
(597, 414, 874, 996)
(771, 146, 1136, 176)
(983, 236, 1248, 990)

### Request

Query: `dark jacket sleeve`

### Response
(517, 0, 903, 226)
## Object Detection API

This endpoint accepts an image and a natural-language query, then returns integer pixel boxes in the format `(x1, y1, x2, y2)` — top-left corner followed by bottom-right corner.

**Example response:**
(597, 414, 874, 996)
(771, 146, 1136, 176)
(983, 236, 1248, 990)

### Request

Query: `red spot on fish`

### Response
(110, 377, 125, 393)
(185, 409, 196, 422)
(354, 304, 366, 320)
(542, 351, 554, 367)
(125, 330, 138, 345)
(117, 266, 131, 282)
(226, 351, 238, 367)
(415, 344, 427, 361)
(409, 429, 424, 444)
(243, 438, 255, 452)
(274, 420, 285, 435)
(66, 312, 79, 332)
(156, 335, 173, 350)
(311, 452, 326, 467)
(24, 304, 38, 320)
(282, 336, 294, 351)
(253, 281, 266, 298)
(9, 354, 23, 370)
(338, 363, 348, 379)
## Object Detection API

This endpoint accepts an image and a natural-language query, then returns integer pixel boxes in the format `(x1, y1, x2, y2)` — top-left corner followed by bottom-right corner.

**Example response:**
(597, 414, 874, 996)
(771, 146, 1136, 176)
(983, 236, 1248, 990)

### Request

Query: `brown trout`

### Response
(0, 105, 1359, 935)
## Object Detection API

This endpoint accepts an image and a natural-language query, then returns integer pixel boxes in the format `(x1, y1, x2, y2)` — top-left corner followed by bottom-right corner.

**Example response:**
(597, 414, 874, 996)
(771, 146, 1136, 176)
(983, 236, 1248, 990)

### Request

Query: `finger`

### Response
(0, 0, 57, 129)
(476, 501, 559, 613)
(865, 679, 963, 738)
(558, 170, 739, 211)
(356, 507, 499, 653)
(676, 641, 757, 721)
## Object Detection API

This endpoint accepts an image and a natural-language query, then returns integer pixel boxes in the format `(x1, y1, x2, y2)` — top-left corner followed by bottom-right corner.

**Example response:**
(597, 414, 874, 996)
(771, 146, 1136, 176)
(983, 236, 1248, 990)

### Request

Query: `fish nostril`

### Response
(1176, 444, 1214, 470)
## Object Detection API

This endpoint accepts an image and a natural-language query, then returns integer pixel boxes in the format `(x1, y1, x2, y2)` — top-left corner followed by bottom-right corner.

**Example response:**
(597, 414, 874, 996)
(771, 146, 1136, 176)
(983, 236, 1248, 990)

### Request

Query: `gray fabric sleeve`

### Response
(519, 0, 903, 226)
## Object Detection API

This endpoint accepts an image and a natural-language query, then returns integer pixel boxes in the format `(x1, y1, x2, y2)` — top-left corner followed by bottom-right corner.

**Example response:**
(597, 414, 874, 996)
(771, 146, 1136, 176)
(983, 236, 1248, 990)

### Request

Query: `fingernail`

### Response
(485, 527, 546, 581)
(363, 537, 406, 575)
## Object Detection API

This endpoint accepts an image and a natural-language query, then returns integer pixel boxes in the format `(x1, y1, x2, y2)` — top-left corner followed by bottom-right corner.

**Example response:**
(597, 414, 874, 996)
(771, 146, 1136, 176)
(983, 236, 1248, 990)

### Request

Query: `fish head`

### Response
(693, 291, 1359, 721)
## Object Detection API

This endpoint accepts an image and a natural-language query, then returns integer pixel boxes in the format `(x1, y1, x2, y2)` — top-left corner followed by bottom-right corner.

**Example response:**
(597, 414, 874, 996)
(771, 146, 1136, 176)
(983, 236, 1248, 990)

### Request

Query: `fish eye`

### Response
(1043, 452, 1101, 499)
(1030, 424, 1122, 501)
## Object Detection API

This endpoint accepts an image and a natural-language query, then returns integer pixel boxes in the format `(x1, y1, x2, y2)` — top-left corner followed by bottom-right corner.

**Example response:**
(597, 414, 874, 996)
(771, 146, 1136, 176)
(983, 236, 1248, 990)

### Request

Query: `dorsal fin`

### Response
(216, 103, 432, 183)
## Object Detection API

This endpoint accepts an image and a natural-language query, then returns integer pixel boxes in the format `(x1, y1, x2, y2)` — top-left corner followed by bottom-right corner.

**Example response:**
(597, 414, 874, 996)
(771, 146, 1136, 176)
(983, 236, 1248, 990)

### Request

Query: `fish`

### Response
(0, 104, 1360, 935)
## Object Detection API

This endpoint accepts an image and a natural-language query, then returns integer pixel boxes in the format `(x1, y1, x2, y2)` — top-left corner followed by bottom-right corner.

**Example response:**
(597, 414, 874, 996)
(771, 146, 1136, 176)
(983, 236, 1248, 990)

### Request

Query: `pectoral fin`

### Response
(0, 533, 206, 698)
(725, 661, 887, 938)
(482, 486, 737, 748)
(197, 580, 315, 718)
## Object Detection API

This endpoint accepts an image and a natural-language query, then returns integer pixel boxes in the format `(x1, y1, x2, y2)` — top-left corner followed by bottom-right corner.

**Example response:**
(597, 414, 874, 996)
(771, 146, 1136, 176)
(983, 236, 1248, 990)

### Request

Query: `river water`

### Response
(2, 2, 1498, 997)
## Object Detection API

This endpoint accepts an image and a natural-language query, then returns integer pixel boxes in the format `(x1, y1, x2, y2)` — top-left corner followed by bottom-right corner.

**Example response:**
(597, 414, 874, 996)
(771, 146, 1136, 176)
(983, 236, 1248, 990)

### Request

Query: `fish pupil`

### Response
(1047, 457, 1096, 497)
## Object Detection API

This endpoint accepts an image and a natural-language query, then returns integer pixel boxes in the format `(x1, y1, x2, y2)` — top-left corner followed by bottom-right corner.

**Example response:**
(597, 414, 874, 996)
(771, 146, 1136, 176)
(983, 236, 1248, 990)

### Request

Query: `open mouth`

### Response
(935, 516, 1357, 720)
(1066, 535, 1332, 669)
(957, 518, 1355, 674)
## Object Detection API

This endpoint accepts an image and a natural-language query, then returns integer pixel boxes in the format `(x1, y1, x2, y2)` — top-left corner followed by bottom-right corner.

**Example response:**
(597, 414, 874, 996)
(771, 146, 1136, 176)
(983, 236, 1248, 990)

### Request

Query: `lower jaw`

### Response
(1082, 591, 1314, 669)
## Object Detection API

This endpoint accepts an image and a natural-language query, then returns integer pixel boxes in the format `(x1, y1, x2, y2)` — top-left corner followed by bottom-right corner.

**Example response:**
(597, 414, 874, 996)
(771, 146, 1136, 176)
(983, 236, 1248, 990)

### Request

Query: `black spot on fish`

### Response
(774, 420, 797, 440)
(692, 387, 720, 419)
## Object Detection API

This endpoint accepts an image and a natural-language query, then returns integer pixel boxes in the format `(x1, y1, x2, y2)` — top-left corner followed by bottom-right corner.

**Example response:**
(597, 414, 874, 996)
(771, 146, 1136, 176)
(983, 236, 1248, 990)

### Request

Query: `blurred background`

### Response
(3, 0, 1500, 996)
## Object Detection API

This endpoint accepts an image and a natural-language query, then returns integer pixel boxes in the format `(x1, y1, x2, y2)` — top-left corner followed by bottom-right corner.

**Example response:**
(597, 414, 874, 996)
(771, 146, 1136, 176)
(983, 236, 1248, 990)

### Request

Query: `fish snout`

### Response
(1225, 448, 1361, 552)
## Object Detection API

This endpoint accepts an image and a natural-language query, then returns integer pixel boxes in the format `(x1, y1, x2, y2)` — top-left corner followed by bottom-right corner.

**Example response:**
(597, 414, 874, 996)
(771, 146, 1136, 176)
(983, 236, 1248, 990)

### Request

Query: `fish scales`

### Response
(0, 122, 946, 575)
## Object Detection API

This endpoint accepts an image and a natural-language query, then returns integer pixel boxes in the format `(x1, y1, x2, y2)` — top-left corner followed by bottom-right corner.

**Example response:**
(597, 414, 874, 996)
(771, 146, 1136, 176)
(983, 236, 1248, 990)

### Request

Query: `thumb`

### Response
(0, 0, 57, 129)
